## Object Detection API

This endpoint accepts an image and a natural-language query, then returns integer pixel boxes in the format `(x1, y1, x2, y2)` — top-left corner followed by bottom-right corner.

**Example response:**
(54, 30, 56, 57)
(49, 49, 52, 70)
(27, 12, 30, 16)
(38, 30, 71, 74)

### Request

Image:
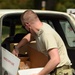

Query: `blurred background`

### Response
(0, 0, 75, 12)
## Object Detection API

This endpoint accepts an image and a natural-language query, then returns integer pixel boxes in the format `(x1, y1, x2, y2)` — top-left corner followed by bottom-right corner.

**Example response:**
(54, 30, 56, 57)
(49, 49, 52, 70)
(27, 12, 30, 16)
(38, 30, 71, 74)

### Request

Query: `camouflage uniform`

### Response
(50, 65, 73, 75)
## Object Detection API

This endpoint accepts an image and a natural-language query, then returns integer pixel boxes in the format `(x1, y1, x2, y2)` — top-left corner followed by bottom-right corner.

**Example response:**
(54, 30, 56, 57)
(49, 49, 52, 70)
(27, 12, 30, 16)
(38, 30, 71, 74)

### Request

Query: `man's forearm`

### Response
(14, 33, 32, 51)
(14, 38, 28, 51)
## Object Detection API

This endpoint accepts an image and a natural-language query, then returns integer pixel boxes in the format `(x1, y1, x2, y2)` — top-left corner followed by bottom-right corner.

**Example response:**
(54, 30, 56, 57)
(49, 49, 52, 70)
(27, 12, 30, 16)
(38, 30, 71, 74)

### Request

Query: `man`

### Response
(12, 10, 72, 75)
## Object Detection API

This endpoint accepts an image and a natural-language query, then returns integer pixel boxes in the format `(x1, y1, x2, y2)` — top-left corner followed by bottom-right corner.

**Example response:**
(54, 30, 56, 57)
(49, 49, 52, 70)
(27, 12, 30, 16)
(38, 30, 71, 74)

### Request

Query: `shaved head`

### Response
(21, 10, 39, 24)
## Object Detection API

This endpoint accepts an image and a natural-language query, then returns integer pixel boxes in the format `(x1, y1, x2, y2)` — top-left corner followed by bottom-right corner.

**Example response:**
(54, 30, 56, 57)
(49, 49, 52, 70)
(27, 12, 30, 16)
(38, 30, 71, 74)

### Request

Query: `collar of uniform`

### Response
(36, 22, 44, 36)
(36, 29, 43, 36)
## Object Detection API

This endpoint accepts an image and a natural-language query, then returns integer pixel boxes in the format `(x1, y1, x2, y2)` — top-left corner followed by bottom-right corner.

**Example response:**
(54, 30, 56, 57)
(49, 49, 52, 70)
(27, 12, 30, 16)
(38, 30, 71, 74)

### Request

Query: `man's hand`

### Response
(12, 49, 19, 56)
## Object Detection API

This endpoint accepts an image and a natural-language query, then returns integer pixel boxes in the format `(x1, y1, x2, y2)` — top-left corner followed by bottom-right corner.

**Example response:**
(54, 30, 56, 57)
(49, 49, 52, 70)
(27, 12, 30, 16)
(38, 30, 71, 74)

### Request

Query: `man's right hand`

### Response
(12, 49, 19, 57)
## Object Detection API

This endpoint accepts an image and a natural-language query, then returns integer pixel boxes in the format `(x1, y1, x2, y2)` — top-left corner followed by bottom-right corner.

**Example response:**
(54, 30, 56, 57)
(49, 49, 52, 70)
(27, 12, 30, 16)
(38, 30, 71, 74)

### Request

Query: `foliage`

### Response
(0, 0, 75, 11)
(55, 0, 75, 12)
(0, 0, 34, 9)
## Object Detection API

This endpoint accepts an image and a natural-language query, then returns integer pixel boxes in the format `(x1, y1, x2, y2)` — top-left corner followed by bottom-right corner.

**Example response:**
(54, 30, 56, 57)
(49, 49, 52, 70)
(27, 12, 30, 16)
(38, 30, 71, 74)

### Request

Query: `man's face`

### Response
(23, 24, 30, 31)
(21, 19, 30, 32)
(22, 20, 35, 35)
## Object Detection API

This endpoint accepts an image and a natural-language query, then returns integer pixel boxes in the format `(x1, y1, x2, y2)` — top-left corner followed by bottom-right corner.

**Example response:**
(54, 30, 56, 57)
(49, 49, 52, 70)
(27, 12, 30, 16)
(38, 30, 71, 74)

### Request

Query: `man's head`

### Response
(21, 10, 43, 35)
(21, 10, 39, 23)
(21, 10, 39, 31)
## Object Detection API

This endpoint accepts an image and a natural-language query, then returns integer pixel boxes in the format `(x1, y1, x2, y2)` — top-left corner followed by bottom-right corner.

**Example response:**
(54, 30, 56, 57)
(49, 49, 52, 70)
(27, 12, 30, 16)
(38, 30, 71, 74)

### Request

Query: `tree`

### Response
(0, 0, 34, 9)
(46, 0, 57, 10)
(55, 0, 75, 12)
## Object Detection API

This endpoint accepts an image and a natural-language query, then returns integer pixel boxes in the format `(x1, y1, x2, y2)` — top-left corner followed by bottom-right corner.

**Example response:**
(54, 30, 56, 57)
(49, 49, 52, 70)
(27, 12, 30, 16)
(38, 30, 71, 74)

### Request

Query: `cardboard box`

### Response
(27, 46, 48, 68)
(19, 57, 31, 69)
(10, 42, 49, 75)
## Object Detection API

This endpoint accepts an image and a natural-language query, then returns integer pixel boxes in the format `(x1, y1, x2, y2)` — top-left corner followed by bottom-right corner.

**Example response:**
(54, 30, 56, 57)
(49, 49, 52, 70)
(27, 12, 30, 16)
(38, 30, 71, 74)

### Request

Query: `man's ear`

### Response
(27, 23, 31, 27)
(25, 23, 29, 26)
(26, 23, 29, 25)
